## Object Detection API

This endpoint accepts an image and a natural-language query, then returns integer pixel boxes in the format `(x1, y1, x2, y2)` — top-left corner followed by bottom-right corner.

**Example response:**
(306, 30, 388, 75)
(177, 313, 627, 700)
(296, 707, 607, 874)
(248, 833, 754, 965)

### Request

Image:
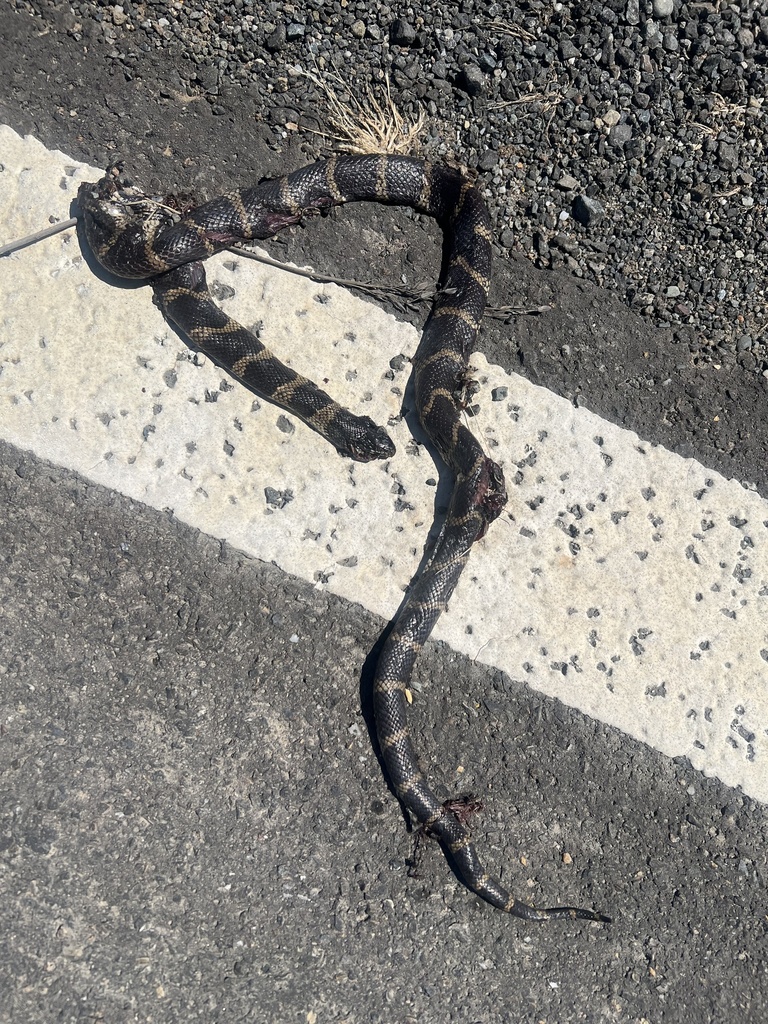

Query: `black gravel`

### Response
(7, 0, 768, 372)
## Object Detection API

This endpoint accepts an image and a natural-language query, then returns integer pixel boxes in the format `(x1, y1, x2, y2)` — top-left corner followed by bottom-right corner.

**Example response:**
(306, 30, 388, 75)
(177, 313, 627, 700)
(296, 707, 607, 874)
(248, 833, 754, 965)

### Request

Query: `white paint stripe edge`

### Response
(2, 126, 766, 802)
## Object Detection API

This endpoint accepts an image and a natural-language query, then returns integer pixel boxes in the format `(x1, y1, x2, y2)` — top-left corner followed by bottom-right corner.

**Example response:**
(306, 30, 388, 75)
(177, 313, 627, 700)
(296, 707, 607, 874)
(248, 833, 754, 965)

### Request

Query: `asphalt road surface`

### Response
(1, 5, 767, 1023)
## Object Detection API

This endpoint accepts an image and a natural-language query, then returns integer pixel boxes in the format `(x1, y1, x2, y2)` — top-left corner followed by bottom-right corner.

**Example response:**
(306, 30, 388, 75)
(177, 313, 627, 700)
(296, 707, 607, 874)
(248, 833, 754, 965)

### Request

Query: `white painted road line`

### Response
(2, 126, 766, 802)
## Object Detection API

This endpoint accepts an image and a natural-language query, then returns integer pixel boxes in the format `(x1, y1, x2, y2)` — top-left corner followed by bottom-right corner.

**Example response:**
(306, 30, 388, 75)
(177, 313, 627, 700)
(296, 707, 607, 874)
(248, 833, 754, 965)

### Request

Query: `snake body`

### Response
(78, 155, 608, 923)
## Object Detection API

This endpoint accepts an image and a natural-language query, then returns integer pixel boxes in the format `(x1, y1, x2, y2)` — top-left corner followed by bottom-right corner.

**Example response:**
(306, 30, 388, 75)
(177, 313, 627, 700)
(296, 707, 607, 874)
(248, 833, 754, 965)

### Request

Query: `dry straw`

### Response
(299, 68, 426, 155)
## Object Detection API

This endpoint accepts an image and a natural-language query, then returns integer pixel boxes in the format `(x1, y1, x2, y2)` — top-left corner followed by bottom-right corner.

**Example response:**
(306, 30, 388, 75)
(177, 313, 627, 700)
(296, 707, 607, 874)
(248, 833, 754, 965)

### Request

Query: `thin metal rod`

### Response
(0, 218, 78, 258)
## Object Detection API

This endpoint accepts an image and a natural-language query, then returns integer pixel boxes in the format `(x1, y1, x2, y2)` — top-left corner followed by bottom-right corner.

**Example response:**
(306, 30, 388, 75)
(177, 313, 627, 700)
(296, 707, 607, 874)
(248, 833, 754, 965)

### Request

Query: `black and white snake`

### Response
(78, 154, 609, 923)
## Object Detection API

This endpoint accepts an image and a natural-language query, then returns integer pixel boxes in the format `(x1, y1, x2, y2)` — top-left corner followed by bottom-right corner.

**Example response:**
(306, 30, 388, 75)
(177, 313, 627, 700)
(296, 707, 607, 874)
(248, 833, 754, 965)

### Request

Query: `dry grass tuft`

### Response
(301, 68, 426, 155)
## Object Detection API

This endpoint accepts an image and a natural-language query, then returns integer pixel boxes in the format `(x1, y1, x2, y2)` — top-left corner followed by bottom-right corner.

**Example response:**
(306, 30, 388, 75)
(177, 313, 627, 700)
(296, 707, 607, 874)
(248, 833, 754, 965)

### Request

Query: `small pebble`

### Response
(572, 195, 606, 227)
(457, 65, 485, 97)
(389, 18, 416, 47)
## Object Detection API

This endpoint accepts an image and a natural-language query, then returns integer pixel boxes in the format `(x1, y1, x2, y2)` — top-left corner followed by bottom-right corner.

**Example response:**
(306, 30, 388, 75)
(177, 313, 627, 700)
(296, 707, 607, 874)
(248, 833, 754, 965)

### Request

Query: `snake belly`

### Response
(78, 154, 608, 924)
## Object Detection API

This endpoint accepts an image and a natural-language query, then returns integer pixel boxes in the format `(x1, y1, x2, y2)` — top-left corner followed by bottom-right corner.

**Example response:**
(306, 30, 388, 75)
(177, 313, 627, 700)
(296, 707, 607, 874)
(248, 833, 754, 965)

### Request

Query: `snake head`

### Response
(328, 413, 396, 462)
(344, 420, 397, 463)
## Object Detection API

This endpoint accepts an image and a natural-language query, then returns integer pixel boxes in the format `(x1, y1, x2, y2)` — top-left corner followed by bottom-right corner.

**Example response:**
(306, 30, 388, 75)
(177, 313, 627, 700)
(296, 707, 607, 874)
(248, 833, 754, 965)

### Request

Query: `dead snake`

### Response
(78, 154, 609, 924)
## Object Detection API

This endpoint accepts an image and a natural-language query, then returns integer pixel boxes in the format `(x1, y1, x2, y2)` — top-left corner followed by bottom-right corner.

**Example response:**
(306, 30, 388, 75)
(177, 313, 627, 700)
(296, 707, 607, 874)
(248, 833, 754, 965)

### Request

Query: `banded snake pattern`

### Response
(78, 154, 609, 924)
